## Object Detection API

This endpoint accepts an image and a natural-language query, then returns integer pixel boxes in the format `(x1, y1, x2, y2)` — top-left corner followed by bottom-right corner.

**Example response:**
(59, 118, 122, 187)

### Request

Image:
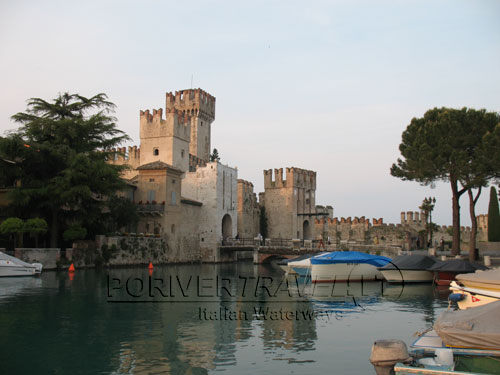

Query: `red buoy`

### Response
(69, 263, 75, 272)
(148, 262, 154, 270)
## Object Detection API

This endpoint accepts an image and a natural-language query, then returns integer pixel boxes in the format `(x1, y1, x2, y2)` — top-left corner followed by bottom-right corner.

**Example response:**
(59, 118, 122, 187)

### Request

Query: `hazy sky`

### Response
(1, 0, 499, 226)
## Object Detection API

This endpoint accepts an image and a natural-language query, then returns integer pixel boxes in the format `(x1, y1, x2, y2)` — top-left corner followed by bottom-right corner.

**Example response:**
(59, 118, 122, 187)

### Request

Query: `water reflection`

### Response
(0, 262, 449, 375)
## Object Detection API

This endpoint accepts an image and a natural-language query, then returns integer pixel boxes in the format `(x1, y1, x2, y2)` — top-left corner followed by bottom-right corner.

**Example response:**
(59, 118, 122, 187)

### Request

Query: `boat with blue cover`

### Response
(308, 251, 391, 283)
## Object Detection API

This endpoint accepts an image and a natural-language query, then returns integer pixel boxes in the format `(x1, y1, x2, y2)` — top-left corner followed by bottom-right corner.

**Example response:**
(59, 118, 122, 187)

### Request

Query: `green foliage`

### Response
(63, 224, 87, 242)
(106, 196, 138, 232)
(488, 186, 500, 242)
(24, 217, 48, 247)
(391, 107, 500, 254)
(419, 197, 436, 245)
(209, 148, 220, 162)
(24, 218, 48, 236)
(0, 93, 130, 246)
(259, 206, 268, 238)
(0, 217, 24, 248)
(101, 243, 118, 262)
(0, 217, 24, 235)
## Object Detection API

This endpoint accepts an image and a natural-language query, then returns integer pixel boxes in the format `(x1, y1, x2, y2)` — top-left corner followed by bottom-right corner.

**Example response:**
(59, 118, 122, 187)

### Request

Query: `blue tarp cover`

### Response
(310, 251, 391, 267)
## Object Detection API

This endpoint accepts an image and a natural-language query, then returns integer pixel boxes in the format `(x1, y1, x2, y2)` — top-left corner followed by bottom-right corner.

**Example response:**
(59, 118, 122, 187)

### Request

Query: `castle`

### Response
(110, 89, 240, 262)
(109, 88, 488, 262)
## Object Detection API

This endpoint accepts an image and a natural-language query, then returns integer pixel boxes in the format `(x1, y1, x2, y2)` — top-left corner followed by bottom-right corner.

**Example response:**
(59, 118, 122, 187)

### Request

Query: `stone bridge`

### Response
(219, 238, 327, 263)
(219, 238, 403, 263)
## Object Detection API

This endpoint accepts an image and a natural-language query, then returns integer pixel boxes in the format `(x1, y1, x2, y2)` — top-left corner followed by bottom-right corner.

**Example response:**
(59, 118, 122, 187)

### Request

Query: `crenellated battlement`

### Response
(166, 88, 215, 120)
(477, 214, 488, 230)
(110, 145, 140, 164)
(140, 108, 191, 142)
(400, 211, 427, 225)
(189, 153, 207, 172)
(263, 167, 316, 189)
(237, 179, 254, 190)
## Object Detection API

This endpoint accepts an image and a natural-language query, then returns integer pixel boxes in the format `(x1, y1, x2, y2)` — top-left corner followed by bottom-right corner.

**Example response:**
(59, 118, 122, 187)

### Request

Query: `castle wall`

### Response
(181, 162, 237, 262)
(237, 179, 260, 239)
(312, 210, 485, 252)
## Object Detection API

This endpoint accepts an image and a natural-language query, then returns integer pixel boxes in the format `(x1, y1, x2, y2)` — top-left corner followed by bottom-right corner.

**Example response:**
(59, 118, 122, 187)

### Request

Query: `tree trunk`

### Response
(450, 177, 463, 256)
(467, 187, 481, 262)
(50, 209, 59, 248)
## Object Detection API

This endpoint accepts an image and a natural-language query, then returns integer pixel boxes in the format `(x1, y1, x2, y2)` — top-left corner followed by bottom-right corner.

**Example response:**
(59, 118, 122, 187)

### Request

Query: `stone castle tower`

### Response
(110, 89, 216, 177)
(139, 108, 191, 172)
(166, 89, 215, 162)
(261, 167, 317, 240)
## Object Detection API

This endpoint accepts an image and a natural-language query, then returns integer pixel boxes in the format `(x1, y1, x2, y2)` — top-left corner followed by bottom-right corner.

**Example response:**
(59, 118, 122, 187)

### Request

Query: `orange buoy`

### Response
(148, 262, 154, 270)
(68, 263, 75, 272)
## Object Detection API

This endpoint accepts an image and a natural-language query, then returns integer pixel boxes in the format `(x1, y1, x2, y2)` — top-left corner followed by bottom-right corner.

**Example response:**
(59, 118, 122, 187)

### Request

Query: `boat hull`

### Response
(381, 269, 434, 283)
(0, 265, 39, 277)
(449, 281, 500, 309)
(290, 265, 310, 277)
(311, 263, 383, 283)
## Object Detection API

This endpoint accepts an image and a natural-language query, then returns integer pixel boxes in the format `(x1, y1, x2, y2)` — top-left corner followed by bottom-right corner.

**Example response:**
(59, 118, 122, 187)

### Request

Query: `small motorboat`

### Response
(287, 254, 320, 277)
(428, 259, 488, 285)
(370, 301, 500, 375)
(309, 251, 391, 283)
(448, 269, 500, 309)
(378, 254, 437, 283)
(0, 252, 43, 277)
(277, 253, 318, 275)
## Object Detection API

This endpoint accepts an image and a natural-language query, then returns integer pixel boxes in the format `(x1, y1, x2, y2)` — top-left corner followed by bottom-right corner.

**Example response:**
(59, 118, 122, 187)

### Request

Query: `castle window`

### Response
(149, 178, 155, 182)
(172, 179, 176, 184)
(171, 224, 175, 234)
(171, 191, 176, 205)
(153, 148, 159, 156)
(148, 190, 156, 202)
(181, 149, 185, 158)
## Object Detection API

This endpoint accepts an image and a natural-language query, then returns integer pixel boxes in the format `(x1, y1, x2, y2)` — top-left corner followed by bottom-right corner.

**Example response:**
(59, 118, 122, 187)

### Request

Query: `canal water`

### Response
(0, 262, 450, 374)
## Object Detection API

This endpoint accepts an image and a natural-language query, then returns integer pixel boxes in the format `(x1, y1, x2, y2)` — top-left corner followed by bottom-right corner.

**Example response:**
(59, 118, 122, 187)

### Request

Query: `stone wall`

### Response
(311, 213, 485, 251)
(14, 248, 62, 270)
(96, 235, 170, 265)
(237, 179, 260, 239)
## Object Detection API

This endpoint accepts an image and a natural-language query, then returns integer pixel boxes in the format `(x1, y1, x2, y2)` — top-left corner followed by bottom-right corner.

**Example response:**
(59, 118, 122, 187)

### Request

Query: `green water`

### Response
(0, 263, 449, 374)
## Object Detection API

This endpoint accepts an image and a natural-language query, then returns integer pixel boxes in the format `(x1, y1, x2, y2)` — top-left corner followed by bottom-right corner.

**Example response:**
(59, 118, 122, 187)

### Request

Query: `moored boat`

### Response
(0, 252, 43, 277)
(371, 301, 500, 375)
(448, 269, 500, 309)
(428, 259, 487, 286)
(378, 254, 437, 283)
(279, 253, 318, 275)
(309, 251, 391, 283)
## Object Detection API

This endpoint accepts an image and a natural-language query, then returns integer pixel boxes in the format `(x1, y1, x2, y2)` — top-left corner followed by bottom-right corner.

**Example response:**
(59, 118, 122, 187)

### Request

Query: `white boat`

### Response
(310, 251, 391, 283)
(378, 255, 437, 283)
(288, 256, 315, 276)
(278, 254, 315, 275)
(456, 269, 500, 292)
(0, 252, 43, 277)
(449, 280, 500, 310)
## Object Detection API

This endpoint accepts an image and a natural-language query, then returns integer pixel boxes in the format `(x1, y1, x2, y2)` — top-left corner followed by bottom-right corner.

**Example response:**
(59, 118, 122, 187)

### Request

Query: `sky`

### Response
(1, 0, 499, 226)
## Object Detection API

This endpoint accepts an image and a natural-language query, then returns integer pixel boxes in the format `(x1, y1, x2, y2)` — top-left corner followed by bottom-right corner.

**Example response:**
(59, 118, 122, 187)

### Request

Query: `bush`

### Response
(63, 225, 87, 242)
(488, 187, 500, 242)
